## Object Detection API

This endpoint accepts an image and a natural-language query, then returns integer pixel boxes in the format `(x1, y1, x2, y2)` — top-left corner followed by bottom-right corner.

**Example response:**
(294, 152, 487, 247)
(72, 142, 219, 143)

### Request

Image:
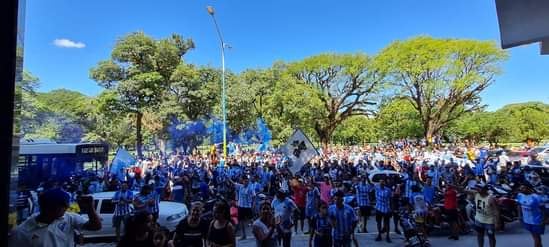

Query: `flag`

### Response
(283, 129, 319, 174)
(110, 148, 136, 181)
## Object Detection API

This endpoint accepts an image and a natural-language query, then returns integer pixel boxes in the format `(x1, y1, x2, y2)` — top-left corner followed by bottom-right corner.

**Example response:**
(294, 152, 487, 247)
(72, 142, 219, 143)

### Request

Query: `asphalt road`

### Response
(82, 221, 547, 247)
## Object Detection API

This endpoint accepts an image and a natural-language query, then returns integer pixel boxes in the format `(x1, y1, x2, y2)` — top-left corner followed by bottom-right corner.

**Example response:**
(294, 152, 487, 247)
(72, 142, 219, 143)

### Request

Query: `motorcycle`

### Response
(488, 184, 518, 230)
(428, 192, 471, 234)
(400, 209, 431, 247)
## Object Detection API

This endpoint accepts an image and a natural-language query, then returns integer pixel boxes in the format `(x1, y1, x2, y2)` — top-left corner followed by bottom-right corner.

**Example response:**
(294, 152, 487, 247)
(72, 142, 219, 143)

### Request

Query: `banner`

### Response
(283, 129, 319, 174)
(110, 148, 136, 181)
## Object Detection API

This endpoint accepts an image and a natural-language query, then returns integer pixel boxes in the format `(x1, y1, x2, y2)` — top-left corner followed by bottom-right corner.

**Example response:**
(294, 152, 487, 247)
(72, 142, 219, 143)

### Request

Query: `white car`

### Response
(81, 191, 188, 239)
(368, 170, 408, 184)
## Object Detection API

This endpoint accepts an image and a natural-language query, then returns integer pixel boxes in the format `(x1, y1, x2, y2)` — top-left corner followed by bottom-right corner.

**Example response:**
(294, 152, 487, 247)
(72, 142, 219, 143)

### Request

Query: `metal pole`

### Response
(221, 41, 227, 162)
(208, 7, 228, 164)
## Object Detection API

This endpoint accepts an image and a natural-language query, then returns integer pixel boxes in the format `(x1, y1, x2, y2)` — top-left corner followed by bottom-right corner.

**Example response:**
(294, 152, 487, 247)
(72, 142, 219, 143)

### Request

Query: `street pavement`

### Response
(82, 221, 547, 247)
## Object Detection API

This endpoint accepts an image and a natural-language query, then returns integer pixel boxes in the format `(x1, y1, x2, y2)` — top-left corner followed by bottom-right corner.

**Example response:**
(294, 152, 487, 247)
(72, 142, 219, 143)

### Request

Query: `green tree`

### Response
(83, 90, 135, 149)
(498, 102, 549, 142)
(263, 72, 325, 146)
(332, 116, 378, 145)
(286, 53, 385, 148)
(452, 111, 513, 146)
(376, 36, 508, 144)
(16, 71, 40, 134)
(90, 32, 194, 157)
(239, 69, 277, 119)
(168, 65, 220, 120)
(375, 98, 423, 140)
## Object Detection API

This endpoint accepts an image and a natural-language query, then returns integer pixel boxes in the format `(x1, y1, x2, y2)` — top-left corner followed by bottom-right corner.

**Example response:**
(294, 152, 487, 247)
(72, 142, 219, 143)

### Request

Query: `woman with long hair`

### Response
(207, 201, 236, 247)
(252, 201, 279, 247)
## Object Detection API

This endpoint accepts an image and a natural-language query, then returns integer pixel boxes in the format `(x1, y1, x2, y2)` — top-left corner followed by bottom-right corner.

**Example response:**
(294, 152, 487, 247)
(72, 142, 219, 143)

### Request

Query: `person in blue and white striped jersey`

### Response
(112, 181, 134, 241)
(231, 175, 255, 240)
(354, 175, 373, 233)
(375, 178, 393, 243)
(133, 185, 160, 222)
(328, 190, 357, 247)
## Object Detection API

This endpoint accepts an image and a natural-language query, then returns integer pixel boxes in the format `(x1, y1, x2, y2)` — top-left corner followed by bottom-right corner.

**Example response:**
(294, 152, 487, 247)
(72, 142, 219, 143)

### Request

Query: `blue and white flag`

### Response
(283, 129, 319, 174)
(110, 148, 136, 181)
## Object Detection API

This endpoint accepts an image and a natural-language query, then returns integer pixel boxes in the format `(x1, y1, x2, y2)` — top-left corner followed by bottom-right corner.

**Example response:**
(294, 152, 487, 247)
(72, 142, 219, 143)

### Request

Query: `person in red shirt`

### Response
(443, 184, 459, 240)
(292, 178, 308, 234)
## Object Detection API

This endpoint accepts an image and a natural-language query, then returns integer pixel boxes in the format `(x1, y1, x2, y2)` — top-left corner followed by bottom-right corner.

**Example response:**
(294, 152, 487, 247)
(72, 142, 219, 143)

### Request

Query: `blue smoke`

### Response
(167, 118, 208, 154)
(167, 117, 272, 153)
(256, 118, 272, 152)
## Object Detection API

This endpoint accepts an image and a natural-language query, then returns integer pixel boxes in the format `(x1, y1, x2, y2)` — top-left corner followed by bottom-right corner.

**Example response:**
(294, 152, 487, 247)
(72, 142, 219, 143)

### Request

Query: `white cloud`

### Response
(53, 38, 86, 48)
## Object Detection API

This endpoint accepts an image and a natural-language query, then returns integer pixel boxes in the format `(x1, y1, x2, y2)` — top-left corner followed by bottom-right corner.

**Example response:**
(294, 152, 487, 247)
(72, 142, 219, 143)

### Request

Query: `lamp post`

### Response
(207, 6, 228, 163)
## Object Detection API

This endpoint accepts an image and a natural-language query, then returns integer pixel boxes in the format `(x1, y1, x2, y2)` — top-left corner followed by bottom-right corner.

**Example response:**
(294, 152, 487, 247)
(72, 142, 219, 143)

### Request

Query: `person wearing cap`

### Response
(328, 190, 357, 247)
(9, 188, 101, 247)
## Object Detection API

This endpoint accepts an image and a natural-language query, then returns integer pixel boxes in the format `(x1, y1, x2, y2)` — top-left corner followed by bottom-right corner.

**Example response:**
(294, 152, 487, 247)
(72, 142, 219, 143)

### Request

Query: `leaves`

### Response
(376, 36, 508, 140)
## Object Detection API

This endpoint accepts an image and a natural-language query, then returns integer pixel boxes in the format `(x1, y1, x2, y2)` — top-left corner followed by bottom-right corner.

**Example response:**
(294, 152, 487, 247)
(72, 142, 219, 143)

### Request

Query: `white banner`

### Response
(283, 129, 319, 174)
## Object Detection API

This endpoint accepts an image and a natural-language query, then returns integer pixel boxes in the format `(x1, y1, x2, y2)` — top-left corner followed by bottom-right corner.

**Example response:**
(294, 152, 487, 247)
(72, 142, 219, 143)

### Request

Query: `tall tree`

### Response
(168, 65, 220, 120)
(90, 32, 194, 157)
(375, 98, 423, 140)
(286, 53, 385, 148)
(83, 90, 136, 149)
(452, 111, 513, 146)
(332, 116, 378, 145)
(498, 102, 549, 142)
(376, 36, 507, 144)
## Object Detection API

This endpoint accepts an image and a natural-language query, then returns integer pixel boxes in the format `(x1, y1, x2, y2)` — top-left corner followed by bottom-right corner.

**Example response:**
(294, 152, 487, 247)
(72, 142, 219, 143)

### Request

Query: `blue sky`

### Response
(23, 0, 549, 111)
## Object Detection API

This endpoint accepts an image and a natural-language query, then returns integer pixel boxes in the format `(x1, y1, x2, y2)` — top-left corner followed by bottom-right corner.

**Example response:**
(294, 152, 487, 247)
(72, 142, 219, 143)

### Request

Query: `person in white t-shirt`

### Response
(9, 188, 101, 247)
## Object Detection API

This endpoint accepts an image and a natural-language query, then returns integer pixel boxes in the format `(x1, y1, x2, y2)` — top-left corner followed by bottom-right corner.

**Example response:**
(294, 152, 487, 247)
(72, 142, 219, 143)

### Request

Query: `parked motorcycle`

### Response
(400, 209, 431, 247)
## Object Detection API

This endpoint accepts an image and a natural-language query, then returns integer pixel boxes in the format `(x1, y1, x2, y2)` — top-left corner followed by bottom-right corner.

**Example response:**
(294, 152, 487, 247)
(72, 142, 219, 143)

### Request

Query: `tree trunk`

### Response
(424, 122, 436, 146)
(316, 123, 336, 151)
(136, 112, 143, 159)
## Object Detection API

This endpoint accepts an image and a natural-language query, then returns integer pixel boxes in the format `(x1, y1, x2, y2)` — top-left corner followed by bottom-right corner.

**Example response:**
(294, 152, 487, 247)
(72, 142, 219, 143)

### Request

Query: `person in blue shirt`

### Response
(422, 177, 436, 206)
(112, 181, 133, 241)
(328, 190, 357, 247)
(309, 202, 332, 247)
(375, 178, 393, 243)
(404, 173, 420, 204)
(133, 185, 160, 222)
(305, 181, 321, 234)
(427, 165, 441, 188)
(272, 189, 299, 247)
(516, 185, 546, 247)
(232, 176, 255, 240)
(354, 176, 373, 233)
(170, 176, 186, 204)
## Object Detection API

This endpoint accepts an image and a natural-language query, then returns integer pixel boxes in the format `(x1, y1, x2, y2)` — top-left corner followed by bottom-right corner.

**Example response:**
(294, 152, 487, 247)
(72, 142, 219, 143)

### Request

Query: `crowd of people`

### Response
(9, 140, 549, 247)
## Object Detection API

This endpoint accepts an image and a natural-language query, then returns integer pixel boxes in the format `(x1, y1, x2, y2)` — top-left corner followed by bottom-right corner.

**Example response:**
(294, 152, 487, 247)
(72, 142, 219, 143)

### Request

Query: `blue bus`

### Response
(17, 139, 109, 188)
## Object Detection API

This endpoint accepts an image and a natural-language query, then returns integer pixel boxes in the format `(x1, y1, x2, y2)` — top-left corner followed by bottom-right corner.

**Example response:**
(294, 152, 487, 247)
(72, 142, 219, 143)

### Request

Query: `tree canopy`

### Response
(20, 33, 549, 152)
(376, 36, 508, 143)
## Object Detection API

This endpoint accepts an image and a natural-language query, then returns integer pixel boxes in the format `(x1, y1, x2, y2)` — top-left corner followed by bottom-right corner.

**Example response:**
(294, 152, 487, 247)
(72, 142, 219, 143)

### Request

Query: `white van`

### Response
(81, 191, 188, 239)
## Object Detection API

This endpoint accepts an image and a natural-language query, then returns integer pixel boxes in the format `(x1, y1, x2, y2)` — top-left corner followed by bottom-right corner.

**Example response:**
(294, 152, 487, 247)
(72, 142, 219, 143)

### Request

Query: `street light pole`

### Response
(207, 6, 228, 164)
